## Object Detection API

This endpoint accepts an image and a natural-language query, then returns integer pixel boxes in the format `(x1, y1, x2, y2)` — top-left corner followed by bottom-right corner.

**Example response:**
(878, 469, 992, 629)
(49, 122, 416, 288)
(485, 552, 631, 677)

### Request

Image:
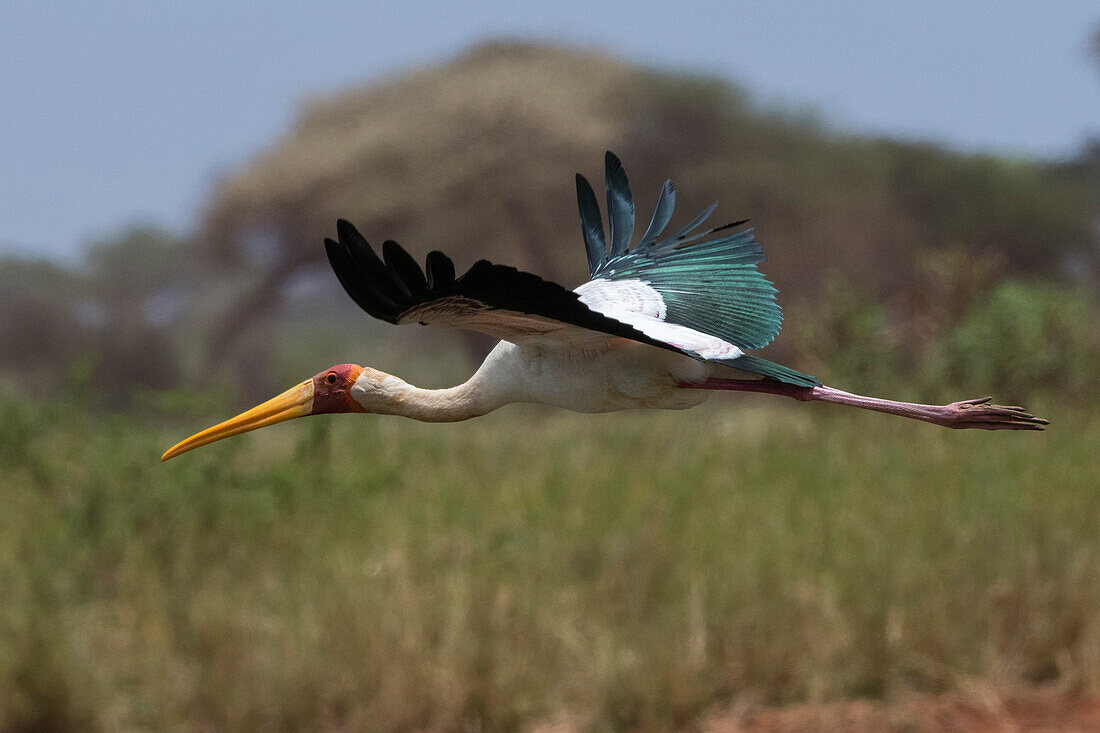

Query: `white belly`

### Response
(474, 340, 710, 413)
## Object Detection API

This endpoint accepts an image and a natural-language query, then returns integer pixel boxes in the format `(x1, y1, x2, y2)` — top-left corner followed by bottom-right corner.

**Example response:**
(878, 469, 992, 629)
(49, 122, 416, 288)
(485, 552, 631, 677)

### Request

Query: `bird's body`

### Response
(485, 338, 710, 413)
(361, 338, 711, 421)
(163, 152, 1045, 461)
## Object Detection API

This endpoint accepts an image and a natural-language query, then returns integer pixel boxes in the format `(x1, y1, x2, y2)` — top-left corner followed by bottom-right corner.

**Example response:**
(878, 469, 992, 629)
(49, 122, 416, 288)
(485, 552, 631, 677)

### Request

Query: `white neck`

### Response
(352, 371, 500, 422)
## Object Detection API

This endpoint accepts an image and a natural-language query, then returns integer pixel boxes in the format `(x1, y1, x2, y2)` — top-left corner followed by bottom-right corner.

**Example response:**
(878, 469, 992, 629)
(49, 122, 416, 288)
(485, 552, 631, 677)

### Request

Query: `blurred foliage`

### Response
(942, 282, 1100, 398)
(788, 276, 897, 392)
(1, 398, 1097, 729)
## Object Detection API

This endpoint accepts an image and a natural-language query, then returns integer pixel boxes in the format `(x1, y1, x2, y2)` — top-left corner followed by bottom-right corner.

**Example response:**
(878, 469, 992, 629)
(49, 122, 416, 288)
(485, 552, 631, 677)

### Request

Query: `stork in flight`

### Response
(162, 152, 1046, 460)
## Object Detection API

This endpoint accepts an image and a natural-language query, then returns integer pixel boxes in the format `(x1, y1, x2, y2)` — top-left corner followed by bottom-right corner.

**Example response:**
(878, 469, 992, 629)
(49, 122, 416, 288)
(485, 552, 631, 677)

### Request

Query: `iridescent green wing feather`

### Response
(581, 152, 783, 351)
(577, 152, 819, 387)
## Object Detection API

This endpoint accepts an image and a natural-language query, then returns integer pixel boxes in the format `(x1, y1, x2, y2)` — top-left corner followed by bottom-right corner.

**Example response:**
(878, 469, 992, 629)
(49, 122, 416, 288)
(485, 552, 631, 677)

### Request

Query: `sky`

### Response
(2, 1, 1097, 259)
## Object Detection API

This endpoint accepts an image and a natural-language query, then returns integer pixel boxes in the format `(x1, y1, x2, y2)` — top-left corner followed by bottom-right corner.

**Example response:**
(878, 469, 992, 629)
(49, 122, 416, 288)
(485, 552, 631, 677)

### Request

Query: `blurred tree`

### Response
(0, 257, 88, 381)
(0, 227, 195, 407)
(82, 226, 193, 405)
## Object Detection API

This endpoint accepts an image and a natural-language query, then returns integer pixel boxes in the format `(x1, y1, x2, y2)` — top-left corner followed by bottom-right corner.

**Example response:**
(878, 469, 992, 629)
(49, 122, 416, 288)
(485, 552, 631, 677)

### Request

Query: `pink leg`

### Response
(684, 379, 1048, 431)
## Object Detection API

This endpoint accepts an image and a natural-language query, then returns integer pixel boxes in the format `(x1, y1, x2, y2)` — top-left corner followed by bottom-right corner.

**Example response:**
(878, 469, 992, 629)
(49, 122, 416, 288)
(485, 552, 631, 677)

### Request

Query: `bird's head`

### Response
(161, 363, 372, 461)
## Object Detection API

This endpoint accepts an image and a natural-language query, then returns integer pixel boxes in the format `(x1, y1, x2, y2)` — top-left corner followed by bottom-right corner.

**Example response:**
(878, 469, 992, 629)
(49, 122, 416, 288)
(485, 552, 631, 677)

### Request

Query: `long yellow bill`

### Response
(161, 379, 315, 461)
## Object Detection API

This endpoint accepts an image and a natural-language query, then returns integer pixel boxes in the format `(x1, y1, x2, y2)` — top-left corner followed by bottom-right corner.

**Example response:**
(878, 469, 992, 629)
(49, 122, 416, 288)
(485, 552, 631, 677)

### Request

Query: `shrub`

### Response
(940, 282, 1100, 399)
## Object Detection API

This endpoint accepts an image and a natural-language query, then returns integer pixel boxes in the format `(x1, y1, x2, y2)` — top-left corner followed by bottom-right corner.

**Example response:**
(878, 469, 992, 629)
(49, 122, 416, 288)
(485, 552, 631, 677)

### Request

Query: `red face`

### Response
(310, 363, 366, 414)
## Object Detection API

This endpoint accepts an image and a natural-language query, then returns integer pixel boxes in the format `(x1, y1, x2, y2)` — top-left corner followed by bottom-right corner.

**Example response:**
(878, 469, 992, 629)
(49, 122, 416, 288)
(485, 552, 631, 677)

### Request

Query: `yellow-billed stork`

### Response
(162, 152, 1046, 460)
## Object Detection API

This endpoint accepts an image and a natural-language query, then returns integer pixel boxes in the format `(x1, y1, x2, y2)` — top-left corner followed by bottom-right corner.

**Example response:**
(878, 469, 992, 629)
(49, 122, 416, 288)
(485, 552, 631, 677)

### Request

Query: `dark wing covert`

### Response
(323, 219, 689, 354)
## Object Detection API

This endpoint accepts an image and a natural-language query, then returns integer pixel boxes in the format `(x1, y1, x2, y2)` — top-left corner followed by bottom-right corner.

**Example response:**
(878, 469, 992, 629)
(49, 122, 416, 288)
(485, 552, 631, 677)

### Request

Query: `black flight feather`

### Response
(635, 179, 676, 252)
(575, 174, 606, 275)
(383, 239, 428, 295)
(325, 220, 688, 357)
(424, 250, 455, 289)
(324, 237, 397, 318)
(661, 202, 717, 245)
(336, 219, 406, 304)
(604, 151, 635, 261)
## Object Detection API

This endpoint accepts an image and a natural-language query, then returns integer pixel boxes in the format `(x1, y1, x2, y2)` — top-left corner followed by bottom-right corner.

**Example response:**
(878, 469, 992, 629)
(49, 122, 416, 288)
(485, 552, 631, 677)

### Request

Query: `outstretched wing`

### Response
(574, 152, 817, 386)
(324, 219, 700, 354)
(324, 151, 820, 387)
(577, 151, 783, 351)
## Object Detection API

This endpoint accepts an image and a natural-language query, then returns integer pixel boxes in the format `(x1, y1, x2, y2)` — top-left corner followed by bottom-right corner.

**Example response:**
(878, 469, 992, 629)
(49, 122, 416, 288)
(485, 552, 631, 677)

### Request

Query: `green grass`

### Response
(0, 395, 1097, 730)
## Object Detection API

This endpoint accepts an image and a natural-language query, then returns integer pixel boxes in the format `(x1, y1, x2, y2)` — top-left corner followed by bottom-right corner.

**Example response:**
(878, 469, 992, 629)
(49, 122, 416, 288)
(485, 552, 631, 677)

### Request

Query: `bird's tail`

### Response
(714, 354, 821, 387)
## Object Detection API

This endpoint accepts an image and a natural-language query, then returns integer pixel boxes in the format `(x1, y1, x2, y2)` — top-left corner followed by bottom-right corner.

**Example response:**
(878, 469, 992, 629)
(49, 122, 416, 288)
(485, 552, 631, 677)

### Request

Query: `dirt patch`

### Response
(704, 688, 1100, 733)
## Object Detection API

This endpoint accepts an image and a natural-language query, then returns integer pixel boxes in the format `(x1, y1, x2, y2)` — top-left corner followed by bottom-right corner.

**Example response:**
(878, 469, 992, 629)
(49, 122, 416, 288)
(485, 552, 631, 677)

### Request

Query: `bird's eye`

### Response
(326, 374, 337, 385)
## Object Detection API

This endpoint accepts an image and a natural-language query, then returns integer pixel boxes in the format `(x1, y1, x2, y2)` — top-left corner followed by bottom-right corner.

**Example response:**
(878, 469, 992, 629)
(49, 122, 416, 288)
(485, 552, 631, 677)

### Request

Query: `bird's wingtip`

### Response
(336, 218, 356, 239)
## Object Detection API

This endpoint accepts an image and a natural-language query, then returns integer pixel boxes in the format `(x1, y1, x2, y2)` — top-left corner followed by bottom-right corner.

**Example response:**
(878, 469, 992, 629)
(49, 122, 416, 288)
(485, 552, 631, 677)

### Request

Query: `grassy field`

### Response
(0, 393, 1097, 730)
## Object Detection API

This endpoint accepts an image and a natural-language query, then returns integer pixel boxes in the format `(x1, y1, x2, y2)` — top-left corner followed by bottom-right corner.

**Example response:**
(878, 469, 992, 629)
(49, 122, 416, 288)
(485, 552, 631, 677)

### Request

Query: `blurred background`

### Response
(1, 3, 1099, 730)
